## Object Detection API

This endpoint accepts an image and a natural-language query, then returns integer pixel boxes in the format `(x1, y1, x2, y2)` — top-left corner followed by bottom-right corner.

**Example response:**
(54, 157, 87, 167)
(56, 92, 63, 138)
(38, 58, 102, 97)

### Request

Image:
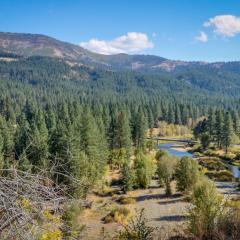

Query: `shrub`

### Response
(62, 202, 85, 239)
(193, 152, 202, 157)
(155, 149, 168, 161)
(134, 152, 155, 189)
(188, 177, 223, 239)
(175, 157, 200, 193)
(118, 209, 154, 240)
(119, 197, 136, 205)
(205, 170, 234, 181)
(204, 149, 216, 156)
(190, 144, 202, 153)
(198, 157, 226, 171)
(222, 153, 235, 161)
(103, 206, 131, 225)
(156, 153, 178, 195)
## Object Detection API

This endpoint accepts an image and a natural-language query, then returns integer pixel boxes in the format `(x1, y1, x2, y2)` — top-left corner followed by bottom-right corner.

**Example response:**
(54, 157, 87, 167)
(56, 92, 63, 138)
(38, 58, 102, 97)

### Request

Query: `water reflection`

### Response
(158, 143, 193, 158)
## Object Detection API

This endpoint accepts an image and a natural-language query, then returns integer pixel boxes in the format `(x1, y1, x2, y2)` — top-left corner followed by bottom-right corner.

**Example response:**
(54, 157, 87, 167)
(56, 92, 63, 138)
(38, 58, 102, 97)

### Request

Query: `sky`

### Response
(1, 0, 240, 62)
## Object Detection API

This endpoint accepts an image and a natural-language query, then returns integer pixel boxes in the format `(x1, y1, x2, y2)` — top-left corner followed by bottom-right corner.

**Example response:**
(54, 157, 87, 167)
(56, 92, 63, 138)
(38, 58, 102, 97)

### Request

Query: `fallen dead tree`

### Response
(0, 168, 85, 240)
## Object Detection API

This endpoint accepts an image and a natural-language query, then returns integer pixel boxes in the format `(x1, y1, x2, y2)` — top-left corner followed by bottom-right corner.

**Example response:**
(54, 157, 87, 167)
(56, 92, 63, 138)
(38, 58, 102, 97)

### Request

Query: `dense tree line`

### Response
(194, 109, 240, 152)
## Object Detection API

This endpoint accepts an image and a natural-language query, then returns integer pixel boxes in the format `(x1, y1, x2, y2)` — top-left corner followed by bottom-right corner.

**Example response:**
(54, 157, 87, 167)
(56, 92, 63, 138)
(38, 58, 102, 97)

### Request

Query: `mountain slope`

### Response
(0, 32, 211, 71)
(1, 32, 240, 99)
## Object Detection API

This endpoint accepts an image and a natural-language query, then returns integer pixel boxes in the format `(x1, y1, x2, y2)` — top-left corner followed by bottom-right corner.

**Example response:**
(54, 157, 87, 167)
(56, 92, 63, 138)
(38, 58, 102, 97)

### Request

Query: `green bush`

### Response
(62, 201, 84, 239)
(118, 209, 154, 240)
(119, 197, 136, 205)
(175, 157, 200, 193)
(156, 153, 178, 195)
(198, 157, 226, 171)
(204, 149, 216, 156)
(103, 206, 131, 224)
(155, 149, 168, 161)
(188, 177, 223, 239)
(193, 152, 202, 157)
(190, 144, 202, 153)
(222, 153, 235, 161)
(134, 152, 155, 189)
(188, 176, 240, 239)
(205, 170, 234, 181)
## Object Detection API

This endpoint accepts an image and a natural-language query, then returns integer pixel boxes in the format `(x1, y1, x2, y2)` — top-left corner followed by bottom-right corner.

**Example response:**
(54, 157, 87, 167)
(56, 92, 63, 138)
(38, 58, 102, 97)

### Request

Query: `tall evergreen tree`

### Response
(207, 109, 216, 140)
(215, 110, 224, 148)
(133, 109, 148, 150)
(175, 105, 182, 125)
(222, 112, 233, 153)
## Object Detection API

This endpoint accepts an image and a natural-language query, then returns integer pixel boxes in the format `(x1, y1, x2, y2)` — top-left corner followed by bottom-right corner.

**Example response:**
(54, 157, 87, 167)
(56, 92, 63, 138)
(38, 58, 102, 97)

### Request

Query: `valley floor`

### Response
(80, 177, 239, 240)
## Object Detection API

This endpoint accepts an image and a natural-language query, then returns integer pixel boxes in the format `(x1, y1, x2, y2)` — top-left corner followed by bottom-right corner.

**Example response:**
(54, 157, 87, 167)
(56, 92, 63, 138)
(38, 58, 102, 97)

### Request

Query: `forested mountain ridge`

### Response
(1, 31, 240, 74)
(0, 53, 240, 106)
(1, 31, 240, 114)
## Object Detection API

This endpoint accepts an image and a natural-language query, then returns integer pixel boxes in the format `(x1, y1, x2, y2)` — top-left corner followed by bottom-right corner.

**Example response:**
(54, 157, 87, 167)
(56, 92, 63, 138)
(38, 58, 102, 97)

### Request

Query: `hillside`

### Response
(1, 32, 240, 108)
(1, 32, 240, 74)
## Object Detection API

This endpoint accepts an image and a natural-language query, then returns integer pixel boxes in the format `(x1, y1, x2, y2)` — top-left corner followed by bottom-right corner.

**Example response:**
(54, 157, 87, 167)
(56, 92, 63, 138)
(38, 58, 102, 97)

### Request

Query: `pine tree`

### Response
(133, 109, 148, 150)
(0, 126, 4, 173)
(223, 112, 233, 153)
(45, 104, 56, 135)
(181, 106, 189, 125)
(122, 161, 134, 193)
(24, 110, 49, 170)
(80, 107, 107, 181)
(175, 105, 182, 125)
(49, 121, 71, 184)
(215, 110, 224, 148)
(207, 109, 216, 140)
(115, 111, 132, 165)
(1, 119, 14, 171)
(15, 113, 30, 166)
(167, 106, 175, 124)
(232, 111, 240, 138)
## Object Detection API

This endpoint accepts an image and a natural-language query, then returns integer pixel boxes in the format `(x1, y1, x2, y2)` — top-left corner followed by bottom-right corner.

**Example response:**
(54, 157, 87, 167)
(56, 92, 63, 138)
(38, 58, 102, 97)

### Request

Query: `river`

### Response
(158, 142, 240, 178)
(158, 143, 193, 158)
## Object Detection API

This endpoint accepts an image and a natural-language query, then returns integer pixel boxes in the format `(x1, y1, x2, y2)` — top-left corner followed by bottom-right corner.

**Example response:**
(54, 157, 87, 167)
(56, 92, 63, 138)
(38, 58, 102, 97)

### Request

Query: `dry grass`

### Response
(102, 206, 132, 225)
(119, 197, 136, 205)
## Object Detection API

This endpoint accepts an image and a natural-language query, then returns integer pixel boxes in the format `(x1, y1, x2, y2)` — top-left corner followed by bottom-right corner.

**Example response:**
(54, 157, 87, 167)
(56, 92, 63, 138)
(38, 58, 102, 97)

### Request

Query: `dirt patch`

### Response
(80, 178, 238, 239)
(81, 180, 189, 239)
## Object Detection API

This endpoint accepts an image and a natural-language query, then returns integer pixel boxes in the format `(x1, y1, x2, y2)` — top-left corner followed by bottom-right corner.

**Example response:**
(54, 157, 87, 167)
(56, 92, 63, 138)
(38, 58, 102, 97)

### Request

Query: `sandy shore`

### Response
(170, 145, 191, 153)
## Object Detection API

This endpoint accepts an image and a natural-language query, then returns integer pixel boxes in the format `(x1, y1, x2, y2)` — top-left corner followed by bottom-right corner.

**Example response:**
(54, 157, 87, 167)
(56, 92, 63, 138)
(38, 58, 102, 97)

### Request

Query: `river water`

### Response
(158, 142, 240, 178)
(158, 143, 193, 158)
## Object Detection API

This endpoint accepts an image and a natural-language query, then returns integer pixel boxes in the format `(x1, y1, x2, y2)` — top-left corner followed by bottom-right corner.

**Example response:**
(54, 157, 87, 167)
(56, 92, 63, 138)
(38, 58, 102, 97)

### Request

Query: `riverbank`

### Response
(158, 142, 240, 180)
(171, 144, 191, 153)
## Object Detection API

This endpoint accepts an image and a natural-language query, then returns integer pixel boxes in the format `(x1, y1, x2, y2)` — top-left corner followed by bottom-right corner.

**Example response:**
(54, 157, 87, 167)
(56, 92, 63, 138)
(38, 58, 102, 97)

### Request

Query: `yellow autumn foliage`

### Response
(39, 229, 62, 240)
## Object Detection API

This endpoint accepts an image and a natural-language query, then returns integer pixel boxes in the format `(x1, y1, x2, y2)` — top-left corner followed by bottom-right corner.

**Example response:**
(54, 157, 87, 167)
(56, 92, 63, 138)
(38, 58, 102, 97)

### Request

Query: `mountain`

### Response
(1, 31, 240, 100)
(0, 32, 213, 72)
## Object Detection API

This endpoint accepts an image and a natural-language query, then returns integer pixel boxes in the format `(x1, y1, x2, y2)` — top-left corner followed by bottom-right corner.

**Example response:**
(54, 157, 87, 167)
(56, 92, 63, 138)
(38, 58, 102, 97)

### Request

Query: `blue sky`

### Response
(1, 0, 240, 61)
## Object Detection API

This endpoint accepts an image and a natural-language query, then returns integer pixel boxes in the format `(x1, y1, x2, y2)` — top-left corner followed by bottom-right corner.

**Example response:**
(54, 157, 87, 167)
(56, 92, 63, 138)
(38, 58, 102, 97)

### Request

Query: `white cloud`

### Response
(80, 32, 154, 55)
(204, 15, 240, 37)
(195, 31, 208, 42)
